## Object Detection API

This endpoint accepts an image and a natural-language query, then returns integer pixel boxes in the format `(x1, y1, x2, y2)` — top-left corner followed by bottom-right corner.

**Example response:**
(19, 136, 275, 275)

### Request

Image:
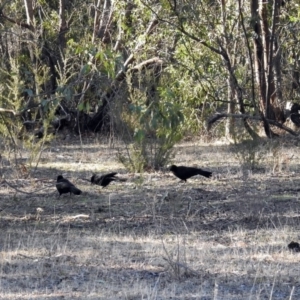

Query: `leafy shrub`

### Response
(117, 82, 184, 171)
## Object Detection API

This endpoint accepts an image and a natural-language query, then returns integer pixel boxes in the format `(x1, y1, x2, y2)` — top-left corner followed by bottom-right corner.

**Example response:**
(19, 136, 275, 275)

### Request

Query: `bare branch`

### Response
(3, 179, 54, 195)
(207, 113, 299, 137)
(131, 57, 163, 72)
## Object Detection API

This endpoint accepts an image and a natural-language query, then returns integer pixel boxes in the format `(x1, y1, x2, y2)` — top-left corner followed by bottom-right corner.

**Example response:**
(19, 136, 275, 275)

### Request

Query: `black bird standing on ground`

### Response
(91, 172, 126, 188)
(170, 165, 212, 182)
(288, 241, 300, 252)
(56, 175, 82, 196)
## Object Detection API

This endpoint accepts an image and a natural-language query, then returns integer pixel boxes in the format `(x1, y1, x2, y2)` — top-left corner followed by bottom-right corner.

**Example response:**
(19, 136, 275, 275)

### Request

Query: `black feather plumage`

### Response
(56, 175, 82, 196)
(170, 165, 212, 182)
(91, 172, 126, 188)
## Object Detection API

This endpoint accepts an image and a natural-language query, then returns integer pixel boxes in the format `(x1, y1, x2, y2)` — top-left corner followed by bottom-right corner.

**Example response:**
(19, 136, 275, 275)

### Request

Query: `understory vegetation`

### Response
(0, 0, 300, 170)
(1, 1, 300, 299)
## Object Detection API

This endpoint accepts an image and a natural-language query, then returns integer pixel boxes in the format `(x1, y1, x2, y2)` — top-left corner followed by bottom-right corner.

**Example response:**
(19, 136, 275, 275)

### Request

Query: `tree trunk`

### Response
(24, 0, 34, 26)
(250, 0, 286, 137)
(92, 0, 114, 44)
(220, 0, 235, 139)
(225, 78, 235, 139)
(251, 0, 283, 122)
(59, 0, 67, 51)
(251, 0, 267, 113)
(92, 0, 101, 43)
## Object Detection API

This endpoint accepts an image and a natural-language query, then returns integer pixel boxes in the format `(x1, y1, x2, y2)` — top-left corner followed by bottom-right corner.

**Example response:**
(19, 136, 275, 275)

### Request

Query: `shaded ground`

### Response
(0, 137, 300, 299)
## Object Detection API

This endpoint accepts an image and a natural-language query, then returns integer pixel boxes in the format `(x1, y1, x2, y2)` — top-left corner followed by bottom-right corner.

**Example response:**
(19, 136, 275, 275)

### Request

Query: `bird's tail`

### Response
(199, 170, 212, 178)
(71, 186, 82, 195)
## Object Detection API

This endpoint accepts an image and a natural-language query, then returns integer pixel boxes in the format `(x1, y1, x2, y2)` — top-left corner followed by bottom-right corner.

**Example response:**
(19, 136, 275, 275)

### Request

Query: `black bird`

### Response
(170, 165, 212, 182)
(91, 172, 125, 188)
(290, 103, 300, 127)
(56, 175, 82, 196)
(288, 241, 300, 252)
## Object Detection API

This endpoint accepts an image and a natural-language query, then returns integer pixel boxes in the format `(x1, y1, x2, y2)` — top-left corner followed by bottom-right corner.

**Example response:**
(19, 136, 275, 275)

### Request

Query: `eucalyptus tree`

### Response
(141, 0, 299, 138)
(0, 0, 298, 144)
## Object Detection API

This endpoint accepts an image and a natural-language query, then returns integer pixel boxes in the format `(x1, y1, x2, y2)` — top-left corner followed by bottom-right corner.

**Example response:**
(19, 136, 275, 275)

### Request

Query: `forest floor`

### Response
(0, 135, 300, 299)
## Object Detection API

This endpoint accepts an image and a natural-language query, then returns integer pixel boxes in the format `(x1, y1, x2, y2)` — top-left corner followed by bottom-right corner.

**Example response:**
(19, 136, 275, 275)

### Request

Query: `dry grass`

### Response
(0, 136, 300, 299)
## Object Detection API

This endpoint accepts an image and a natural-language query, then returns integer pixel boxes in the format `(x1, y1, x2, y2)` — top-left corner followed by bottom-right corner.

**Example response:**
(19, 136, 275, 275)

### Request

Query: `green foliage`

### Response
(0, 45, 57, 170)
(164, 35, 227, 135)
(0, 59, 27, 139)
(0, 0, 299, 149)
(118, 75, 184, 171)
(58, 38, 120, 114)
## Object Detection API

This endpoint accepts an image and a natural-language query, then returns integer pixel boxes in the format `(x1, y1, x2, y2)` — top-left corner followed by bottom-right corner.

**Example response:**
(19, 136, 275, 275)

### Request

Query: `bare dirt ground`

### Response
(1, 136, 300, 299)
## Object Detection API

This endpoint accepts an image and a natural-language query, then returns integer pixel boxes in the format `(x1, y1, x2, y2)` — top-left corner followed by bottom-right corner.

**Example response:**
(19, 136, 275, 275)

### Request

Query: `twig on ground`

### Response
(3, 179, 54, 195)
(67, 214, 90, 220)
(79, 178, 90, 182)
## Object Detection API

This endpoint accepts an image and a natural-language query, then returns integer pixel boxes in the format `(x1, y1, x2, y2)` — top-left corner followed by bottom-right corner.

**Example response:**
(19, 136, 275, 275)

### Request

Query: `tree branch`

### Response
(0, 10, 34, 31)
(207, 113, 298, 137)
